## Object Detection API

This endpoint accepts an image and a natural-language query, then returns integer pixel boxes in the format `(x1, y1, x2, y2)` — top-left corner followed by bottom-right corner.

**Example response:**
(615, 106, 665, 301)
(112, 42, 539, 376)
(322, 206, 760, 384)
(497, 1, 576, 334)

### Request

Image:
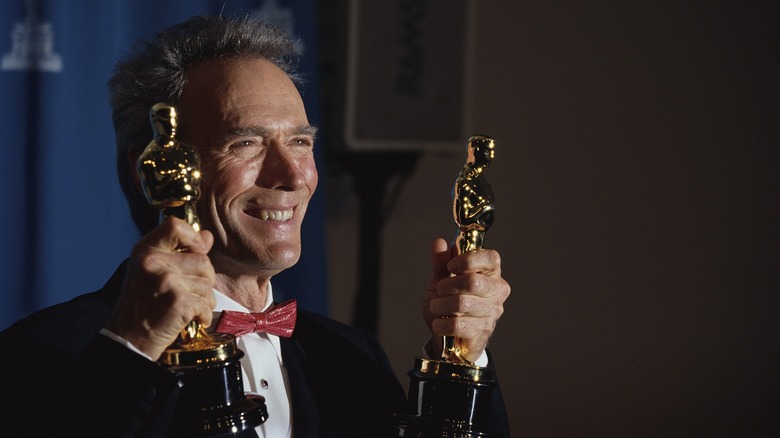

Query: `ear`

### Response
(128, 147, 143, 193)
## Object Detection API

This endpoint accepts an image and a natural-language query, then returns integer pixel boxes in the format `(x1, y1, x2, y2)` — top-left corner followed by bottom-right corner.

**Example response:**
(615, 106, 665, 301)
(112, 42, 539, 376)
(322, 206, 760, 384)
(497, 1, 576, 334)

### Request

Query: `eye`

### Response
(228, 138, 264, 151)
(234, 139, 257, 148)
(226, 138, 264, 158)
(291, 137, 314, 148)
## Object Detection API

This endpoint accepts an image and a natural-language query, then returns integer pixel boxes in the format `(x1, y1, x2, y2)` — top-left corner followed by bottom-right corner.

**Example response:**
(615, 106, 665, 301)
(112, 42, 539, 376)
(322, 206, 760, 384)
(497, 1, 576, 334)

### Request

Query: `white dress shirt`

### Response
(212, 285, 293, 438)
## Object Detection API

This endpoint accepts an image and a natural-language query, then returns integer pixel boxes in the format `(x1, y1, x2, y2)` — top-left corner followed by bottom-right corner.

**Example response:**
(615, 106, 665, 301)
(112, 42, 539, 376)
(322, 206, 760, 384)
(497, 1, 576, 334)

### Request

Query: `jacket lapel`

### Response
(281, 337, 320, 437)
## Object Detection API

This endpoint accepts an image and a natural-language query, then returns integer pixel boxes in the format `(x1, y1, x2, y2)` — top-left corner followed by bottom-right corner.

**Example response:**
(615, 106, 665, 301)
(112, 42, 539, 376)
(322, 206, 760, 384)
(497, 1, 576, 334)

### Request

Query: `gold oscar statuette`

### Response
(137, 102, 267, 437)
(397, 135, 499, 437)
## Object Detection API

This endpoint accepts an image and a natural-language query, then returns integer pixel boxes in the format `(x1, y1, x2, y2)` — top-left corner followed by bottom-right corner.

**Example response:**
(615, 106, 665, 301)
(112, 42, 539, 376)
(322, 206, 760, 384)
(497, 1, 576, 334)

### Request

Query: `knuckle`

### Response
(461, 273, 481, 292)
(486, 249, 501, 266)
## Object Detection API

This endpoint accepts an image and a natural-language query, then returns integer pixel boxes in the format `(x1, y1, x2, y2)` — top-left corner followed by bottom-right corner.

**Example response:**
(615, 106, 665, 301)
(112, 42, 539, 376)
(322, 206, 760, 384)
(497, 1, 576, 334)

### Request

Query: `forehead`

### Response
(176, 57, 308, 130)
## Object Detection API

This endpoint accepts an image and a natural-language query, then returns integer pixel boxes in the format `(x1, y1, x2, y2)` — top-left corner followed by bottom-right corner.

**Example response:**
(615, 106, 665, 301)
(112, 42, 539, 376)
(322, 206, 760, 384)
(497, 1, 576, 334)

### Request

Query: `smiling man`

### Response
(0, 15, 511, 437)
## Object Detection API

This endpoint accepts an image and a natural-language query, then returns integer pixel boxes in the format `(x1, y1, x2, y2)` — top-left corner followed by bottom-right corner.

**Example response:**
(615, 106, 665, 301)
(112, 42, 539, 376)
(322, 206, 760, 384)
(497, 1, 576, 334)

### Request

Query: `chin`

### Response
(261, 244, 301, 270)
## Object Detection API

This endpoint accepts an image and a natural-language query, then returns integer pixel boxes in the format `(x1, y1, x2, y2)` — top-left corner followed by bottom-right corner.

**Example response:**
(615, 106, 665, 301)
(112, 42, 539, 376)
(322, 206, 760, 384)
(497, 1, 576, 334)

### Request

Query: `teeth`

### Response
(258, 209, 293, 221)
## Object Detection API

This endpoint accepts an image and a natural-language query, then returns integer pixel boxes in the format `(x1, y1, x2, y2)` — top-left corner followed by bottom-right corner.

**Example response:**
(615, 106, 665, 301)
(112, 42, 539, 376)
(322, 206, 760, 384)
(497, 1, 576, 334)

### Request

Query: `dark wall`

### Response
(325, 1, 779, 435)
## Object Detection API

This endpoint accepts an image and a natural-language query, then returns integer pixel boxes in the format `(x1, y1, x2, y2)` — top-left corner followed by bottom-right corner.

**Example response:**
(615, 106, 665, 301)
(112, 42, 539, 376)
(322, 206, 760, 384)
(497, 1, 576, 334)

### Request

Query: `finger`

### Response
(135, 247, 215, 283)
(192, 288, 217, 328)
(430, 275, 509, 315)
(430, 315, 494, 354)
(446, 248, 502, 276)
(146, 216, 212, 254)
(436, 270, 493, 299)
(143, 268, 215, 327)
(429, 287, 504, 320)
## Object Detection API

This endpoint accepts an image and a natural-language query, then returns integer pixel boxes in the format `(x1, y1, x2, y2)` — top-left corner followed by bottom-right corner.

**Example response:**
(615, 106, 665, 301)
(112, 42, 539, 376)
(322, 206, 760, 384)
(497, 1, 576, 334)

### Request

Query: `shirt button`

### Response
(260, 379, 269, 390)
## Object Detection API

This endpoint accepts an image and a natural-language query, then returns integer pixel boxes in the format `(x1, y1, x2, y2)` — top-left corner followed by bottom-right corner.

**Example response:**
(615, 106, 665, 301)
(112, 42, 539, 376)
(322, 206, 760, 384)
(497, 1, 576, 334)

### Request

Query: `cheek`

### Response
(198, 162, 253, 207)
(237, 166, 260, 188)
(303, 159, 319, 191)
(307, 170, 319, 193)
(206, 157, 257, 189)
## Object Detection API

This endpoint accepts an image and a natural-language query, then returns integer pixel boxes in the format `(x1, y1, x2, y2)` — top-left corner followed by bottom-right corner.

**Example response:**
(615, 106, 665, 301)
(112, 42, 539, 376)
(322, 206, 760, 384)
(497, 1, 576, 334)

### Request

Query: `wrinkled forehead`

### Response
(181, 57, 301, 102)
(173, 57, 309, 144)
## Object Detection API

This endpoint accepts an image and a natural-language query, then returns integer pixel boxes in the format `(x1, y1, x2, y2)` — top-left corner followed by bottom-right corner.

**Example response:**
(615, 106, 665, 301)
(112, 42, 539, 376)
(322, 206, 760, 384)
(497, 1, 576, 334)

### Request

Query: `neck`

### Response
(215, 273, 272, 312)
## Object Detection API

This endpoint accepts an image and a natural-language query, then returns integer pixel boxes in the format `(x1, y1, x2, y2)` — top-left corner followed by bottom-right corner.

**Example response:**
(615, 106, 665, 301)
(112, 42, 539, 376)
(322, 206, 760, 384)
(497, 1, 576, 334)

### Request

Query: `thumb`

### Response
(430, 237, 453, 283)
(424, 237, 451, 331)
(199, 229, 214, 253)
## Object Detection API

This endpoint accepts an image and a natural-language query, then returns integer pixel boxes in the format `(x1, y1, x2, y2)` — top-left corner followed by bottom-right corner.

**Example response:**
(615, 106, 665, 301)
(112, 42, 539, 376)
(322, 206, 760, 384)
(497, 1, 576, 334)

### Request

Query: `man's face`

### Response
(175, 57, 318, 277)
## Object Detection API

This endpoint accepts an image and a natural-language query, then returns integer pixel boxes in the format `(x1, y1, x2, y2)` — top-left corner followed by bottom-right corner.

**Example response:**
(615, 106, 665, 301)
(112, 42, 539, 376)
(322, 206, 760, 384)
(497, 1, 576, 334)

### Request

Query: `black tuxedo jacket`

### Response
(0, 261, 509, 437)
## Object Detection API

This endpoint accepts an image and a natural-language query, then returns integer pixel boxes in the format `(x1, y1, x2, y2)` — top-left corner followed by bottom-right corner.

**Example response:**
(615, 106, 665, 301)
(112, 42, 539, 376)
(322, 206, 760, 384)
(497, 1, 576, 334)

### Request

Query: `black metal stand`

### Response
(166, 348, 267, 437)
(396, 357, 497, 437)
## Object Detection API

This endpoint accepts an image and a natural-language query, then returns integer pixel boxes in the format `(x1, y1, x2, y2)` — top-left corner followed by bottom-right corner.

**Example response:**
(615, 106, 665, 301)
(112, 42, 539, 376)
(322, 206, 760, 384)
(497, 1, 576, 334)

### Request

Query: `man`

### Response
(0, 15, 510, 437)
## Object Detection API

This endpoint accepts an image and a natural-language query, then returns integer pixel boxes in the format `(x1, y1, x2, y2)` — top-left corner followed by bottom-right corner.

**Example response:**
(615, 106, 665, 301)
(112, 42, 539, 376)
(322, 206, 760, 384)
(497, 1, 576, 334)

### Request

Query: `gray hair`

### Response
(109, 14, 302, 235)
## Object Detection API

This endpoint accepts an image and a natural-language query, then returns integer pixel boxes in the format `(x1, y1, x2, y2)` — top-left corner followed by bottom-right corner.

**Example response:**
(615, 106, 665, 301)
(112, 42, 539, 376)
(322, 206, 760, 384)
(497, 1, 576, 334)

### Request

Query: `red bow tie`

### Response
(215, 299, 297, 338)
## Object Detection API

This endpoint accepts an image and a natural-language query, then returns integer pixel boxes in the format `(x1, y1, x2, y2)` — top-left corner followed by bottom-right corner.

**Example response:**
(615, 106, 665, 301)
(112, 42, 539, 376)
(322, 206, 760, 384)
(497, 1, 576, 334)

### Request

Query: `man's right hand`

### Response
(106, 217, 216, 361)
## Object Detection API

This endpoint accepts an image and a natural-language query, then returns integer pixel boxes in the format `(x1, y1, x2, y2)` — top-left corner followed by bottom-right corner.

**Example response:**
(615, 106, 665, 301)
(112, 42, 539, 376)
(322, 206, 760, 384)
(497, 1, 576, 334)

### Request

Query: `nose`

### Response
(255, 143, 306, 190)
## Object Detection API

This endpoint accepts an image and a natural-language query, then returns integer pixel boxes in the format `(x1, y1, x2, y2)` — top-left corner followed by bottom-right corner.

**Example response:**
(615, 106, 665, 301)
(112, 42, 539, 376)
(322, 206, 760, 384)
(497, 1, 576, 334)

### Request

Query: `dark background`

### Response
(322, 1, 779, 436)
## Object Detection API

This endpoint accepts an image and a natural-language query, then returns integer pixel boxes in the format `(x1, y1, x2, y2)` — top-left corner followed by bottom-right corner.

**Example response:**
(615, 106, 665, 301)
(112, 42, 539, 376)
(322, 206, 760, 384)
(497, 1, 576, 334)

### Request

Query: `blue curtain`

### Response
(0, 0, 328, 330)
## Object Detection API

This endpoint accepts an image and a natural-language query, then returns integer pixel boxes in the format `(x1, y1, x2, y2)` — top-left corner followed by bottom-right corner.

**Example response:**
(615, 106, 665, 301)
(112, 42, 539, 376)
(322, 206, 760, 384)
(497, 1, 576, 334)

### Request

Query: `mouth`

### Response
(246, 208, 294, 222)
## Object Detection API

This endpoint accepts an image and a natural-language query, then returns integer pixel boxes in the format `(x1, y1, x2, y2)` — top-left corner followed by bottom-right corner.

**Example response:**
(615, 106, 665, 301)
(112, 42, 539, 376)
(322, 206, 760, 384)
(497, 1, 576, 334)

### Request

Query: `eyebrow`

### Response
(224, 125, 318, 142)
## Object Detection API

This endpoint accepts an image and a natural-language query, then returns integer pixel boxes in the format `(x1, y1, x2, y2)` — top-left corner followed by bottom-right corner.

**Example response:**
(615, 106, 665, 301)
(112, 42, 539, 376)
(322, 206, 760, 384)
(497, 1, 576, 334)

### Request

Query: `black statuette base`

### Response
(396, 358, 497, 437)
(167, 350, 267, 437)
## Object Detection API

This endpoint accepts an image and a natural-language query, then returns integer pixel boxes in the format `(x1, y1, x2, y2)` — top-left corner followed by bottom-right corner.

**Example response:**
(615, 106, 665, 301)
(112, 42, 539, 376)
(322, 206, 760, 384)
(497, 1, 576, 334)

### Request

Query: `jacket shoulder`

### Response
(0, 260, 127, 356)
